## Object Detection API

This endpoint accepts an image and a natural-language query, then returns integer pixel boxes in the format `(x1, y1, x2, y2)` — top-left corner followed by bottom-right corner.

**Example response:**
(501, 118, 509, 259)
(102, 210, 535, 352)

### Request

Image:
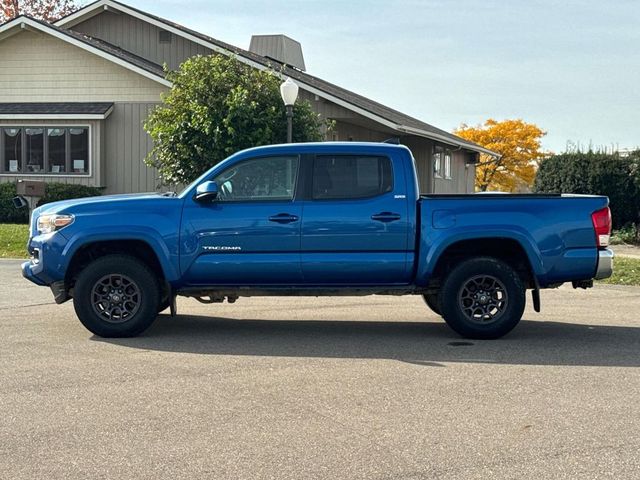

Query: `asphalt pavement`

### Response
(1, 259, 639, 479)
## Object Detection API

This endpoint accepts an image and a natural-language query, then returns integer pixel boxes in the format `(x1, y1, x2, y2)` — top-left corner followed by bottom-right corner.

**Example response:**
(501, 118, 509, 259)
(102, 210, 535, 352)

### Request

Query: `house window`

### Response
(25, 128, 44, 173)
(0, 126, 89, 175)
(444, 151, 452, 179)
(433, 147, 443, 178)
(159, 30, 172, 44)
(3, 128, 22, 173)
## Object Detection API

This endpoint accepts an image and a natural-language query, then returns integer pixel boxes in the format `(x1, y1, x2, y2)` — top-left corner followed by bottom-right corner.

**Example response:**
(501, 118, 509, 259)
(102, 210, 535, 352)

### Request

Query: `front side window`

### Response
(0, 126, 89, 174)
(213, 155, 299, 202)
(312, 155, 393, 200)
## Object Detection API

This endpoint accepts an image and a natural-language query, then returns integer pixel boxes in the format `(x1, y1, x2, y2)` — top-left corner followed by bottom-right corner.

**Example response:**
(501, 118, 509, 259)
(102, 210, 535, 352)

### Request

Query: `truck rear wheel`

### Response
(73, 254, 160, 338)
(422, 293, 442, 316)
(440, 257, 525, 339)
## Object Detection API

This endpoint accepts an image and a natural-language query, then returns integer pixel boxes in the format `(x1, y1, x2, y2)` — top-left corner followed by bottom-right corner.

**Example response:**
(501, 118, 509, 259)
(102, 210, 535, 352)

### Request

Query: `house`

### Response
(0, 0, 496, 195)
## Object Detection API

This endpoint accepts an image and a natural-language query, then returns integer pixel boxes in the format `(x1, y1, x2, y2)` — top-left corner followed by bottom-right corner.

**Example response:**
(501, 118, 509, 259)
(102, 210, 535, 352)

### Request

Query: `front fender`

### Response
(60, 226, 181, 283)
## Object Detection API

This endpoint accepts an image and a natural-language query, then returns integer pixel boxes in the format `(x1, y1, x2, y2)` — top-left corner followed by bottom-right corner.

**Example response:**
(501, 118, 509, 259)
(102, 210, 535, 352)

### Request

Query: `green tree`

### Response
(534, 150, 640, 230)
(144, 55, 323, 185)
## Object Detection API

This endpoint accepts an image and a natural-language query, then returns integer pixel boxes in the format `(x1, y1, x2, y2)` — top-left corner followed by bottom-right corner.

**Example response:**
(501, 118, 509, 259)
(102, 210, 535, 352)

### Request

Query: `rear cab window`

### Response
(312, 155, 393, 200)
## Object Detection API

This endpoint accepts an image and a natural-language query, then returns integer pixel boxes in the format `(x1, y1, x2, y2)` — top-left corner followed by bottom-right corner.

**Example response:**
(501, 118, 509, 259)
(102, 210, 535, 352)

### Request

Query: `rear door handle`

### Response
(269, 213, 299, 224)
(371, 212, 401, 223)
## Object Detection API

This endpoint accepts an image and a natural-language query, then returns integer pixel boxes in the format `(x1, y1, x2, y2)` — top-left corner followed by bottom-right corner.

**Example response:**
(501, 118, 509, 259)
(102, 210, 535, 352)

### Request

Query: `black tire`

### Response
(440, 257, 525, 339)
(73, 254, 160, 338)
(422, 293, 442, 316)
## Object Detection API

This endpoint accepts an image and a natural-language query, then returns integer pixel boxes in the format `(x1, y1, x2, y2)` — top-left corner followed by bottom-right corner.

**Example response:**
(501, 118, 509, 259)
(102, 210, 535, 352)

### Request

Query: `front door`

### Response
(300, 153, 411, 284)
(180, 155, 302, 285)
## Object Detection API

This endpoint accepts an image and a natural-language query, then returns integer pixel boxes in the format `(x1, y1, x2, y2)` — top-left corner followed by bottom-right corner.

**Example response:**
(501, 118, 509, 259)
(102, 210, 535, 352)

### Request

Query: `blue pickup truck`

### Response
(22, 142, 613, 339)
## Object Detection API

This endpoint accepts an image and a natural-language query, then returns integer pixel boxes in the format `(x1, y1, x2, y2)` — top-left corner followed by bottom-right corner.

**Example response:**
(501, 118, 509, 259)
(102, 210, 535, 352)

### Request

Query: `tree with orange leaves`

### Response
(1, 0, 78, 23)
(454, 119, 547, 192)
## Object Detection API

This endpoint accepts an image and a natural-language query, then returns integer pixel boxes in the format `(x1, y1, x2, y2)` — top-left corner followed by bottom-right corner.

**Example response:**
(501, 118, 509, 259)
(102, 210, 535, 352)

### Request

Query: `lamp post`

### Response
(280, 77, 299, 143)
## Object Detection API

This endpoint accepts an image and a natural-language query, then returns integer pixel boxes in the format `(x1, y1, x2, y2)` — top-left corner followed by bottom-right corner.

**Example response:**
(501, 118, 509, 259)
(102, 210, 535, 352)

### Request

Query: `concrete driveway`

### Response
(1, 259, 639, 479)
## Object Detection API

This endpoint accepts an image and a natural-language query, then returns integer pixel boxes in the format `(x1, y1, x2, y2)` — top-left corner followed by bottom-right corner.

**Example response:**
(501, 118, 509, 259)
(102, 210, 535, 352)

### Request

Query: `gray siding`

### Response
(0, 30, 166, 102)
(71, 11, 212, 71)
(103, 102, 160, 194)
(402, 137, 434, 193)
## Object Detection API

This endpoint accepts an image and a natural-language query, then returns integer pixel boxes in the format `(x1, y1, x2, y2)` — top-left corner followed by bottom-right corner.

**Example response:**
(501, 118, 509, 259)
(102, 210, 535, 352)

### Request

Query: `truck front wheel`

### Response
(73, 254, 160, 338)
(440, 257, 525, 339)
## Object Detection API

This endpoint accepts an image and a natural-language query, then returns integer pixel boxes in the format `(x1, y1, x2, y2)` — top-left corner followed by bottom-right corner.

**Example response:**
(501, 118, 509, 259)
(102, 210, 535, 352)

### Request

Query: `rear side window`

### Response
(312, 155, 393, 200)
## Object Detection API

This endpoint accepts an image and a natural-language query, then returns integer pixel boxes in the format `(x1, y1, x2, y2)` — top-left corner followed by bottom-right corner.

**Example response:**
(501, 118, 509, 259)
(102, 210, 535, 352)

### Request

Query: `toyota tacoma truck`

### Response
(22, 142, 614, 339)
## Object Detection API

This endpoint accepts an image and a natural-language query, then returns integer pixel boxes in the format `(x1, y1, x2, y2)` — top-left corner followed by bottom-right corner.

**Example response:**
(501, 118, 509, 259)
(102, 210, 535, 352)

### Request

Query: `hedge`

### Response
(36, 184, 103, 207)
(534, 151, 640, 229)
(0, 182, 103, 224)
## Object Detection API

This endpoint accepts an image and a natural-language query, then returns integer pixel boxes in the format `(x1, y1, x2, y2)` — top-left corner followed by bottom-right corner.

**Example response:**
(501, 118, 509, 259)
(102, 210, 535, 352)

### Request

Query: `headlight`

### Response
(37, 214, 74, 234)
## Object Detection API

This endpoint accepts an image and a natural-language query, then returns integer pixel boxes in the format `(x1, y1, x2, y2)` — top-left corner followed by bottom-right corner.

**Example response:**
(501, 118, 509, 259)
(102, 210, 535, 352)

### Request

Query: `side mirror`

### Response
(194, 181, 219, 202)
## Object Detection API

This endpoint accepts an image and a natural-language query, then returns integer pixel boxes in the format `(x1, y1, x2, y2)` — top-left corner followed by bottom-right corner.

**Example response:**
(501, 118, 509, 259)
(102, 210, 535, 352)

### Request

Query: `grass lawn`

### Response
(0, 224, 29, 258)
(597, 255, 640, 287)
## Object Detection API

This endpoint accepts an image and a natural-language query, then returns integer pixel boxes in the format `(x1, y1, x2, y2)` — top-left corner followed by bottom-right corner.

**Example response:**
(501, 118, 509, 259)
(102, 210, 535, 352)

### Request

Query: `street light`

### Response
(280, 77, 299, 143)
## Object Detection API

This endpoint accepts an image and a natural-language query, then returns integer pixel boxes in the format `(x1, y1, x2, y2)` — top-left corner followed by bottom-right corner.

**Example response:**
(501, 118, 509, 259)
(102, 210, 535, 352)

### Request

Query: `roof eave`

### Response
(396, 125, 500, 157)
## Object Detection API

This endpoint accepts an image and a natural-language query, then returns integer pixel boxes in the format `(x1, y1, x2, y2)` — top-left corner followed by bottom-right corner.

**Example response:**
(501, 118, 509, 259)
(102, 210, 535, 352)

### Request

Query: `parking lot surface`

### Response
(1, 259, 639, 479)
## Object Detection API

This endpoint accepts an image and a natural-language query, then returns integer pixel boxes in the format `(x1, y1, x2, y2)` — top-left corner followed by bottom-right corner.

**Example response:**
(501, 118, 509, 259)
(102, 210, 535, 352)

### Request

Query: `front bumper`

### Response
(22, 259, 47, 286)
(594, 248, 614, 280)
(21, 231, 68, 286)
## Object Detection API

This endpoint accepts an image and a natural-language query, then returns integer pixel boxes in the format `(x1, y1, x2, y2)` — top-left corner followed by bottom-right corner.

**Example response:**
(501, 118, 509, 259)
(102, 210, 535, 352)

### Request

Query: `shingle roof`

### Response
(0, 102, 114, 115)
(56, 0, 495, 155)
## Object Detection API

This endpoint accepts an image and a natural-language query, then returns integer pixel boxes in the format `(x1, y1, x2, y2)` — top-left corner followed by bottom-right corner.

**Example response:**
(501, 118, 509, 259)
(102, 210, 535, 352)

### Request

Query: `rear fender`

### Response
(416, 228, 544, 286)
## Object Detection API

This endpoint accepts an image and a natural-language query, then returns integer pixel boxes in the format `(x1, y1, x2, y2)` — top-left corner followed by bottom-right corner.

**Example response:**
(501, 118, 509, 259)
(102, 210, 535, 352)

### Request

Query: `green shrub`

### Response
(534, 151, 640, 229)
(611, 224, 640, 245)
(0, 183, 29, 224)
(36, 183, 103, 207)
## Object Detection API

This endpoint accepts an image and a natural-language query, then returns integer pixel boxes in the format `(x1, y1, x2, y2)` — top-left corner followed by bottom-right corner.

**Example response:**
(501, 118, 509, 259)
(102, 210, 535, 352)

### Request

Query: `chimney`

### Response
(249, 34, 306, 71)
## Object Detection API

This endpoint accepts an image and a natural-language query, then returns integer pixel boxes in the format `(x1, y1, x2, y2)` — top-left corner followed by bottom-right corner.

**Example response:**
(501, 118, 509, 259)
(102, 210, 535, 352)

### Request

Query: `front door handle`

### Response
(371, 212, 401, 223)
(269, 213, 299, 224)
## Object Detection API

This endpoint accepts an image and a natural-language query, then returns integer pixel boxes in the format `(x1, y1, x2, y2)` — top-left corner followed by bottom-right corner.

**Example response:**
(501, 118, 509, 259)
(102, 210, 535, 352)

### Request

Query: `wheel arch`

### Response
(423, 235, 542, 289)
(63, 235, 176, 299)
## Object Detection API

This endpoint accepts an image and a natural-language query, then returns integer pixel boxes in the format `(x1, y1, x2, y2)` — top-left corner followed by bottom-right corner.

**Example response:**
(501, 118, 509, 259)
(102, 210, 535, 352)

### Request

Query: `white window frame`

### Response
(0, 124, 92, 178)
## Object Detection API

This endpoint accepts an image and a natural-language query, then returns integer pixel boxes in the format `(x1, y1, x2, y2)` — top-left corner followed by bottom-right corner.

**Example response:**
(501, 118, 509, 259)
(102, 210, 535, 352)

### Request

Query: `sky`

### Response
(132, 0, 640, 153)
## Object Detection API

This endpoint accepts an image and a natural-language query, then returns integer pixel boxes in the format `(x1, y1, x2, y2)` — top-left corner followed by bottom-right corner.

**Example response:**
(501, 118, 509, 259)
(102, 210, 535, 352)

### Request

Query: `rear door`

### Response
(300, 152, 411, 284)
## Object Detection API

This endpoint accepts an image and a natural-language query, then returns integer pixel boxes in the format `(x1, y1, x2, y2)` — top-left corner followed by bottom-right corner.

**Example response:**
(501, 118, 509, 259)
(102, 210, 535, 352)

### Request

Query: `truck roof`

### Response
(232, 141, 412, 158)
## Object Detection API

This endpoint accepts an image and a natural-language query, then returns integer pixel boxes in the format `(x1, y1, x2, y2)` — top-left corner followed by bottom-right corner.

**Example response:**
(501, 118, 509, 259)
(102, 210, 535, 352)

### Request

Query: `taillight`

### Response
(591, 207, 611, 248)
